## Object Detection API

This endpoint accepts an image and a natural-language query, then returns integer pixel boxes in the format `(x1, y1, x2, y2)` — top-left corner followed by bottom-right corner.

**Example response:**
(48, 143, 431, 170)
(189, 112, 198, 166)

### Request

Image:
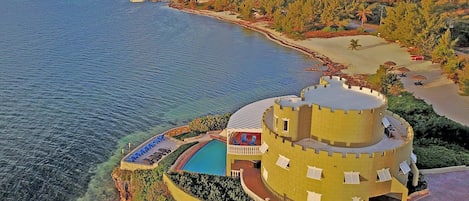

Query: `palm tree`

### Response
(356, 3, 377, 27)
(349, 39, 362, 50)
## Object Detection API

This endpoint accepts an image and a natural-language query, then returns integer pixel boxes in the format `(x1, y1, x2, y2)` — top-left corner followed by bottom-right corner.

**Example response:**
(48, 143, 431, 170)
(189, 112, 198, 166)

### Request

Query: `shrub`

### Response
(413, 144, 469, 168)
(189, 113, 231, 133)
(114, 142, 198, 201)
(322, 26, 334, 32)
(388, 92, 469, 149)
(173, 131, 200, 141)
(167, 172, 252, 201)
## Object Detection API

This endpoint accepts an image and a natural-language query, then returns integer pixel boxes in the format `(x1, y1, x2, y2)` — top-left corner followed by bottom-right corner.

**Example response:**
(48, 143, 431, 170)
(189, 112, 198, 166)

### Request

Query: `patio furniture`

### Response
(241, 133, 247, 143)
(249, 136, 257, 145)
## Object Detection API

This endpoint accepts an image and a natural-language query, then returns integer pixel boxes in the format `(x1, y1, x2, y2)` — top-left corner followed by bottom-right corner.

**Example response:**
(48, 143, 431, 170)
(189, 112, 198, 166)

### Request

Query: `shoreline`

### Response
(171, 5, 469, 126)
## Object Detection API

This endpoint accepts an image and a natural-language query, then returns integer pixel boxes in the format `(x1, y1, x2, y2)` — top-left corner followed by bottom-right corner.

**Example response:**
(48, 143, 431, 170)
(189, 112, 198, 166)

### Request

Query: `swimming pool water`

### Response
(182, 140, 227, 176)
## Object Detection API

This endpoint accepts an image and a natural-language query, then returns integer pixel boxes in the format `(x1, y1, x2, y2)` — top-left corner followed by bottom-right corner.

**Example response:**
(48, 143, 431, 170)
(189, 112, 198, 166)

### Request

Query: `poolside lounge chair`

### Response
(249, 136, 257, 145)
(241, 133, 247, 143)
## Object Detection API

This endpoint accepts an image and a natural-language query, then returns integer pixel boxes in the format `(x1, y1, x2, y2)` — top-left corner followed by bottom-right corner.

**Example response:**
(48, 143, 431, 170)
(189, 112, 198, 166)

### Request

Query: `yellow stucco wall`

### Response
(260, 108, 414, 201)
(310, 104, 386, 147)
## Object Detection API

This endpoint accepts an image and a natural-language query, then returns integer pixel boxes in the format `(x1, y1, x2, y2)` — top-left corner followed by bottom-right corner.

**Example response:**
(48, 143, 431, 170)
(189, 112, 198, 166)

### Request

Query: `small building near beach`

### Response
(226, 76, 419, 201)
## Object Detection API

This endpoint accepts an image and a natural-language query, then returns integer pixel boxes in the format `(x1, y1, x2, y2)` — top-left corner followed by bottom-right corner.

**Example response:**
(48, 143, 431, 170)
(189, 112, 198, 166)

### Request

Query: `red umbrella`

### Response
(412, 74, 427, 85)
(397, 67, 410, 73)
(412, 75, 427, 81)
(396, 66, 410, 77)
(384, 61, 397, 67)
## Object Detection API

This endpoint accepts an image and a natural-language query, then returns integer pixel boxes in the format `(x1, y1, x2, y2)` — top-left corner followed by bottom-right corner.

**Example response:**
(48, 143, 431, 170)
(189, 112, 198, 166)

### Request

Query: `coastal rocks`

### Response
(112, 169, 132, 201)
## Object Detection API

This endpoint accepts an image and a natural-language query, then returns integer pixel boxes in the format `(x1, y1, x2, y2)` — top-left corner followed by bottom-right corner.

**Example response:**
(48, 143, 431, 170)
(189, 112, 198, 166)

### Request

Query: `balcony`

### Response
(228, 132, 262, 155)
(227, 144, 262, 155)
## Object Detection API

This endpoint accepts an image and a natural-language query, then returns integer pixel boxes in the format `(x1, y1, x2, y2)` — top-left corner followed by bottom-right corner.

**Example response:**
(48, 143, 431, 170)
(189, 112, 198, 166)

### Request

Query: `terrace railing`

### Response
(231, 170, 241, 178)
(227, 145, 261, 155)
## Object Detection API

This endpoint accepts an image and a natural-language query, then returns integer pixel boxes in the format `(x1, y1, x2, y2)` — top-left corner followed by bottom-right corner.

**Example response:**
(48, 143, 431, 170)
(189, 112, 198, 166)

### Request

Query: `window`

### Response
(377, 168, 392, 182)
(263, 167, 268, 181)
(344, 172, 360, 184)
(307, 166, 322, 180)
(381, 117, 391, 128)
(259, 142, 269, 154)
(411, 152, 417, 164)
(307, 191, 322, 201)
(283, 119, 289, 132)
(400, 161, 411, 174)
(276, 155, 290, 169)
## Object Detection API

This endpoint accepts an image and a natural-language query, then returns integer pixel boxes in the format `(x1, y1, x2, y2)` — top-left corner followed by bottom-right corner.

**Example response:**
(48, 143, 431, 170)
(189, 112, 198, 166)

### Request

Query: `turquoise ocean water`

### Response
(0, 0, 320, 200)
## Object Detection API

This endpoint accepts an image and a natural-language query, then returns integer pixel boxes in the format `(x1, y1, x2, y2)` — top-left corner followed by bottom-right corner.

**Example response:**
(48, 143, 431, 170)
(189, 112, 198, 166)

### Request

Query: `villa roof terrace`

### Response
(277, 76, 386, 110)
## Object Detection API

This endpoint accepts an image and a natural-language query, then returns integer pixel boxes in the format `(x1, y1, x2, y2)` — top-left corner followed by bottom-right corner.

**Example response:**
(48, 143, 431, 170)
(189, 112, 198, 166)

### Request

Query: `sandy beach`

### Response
(175, 8, 469, 126)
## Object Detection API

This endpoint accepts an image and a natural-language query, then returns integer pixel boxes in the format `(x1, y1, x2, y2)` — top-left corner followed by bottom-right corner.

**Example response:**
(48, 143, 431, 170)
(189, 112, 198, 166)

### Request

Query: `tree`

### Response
(378, 2, 422, 46)
(382, 73, 402, 95)
(432, 29, 457, 64)
(367, 65, 387, 91)
(260, 0, 283, 19)
(348, 39, 362, 50)
(239, 0, 254, 20)
(356, 3, 377, 27)
(213, 0, 229, 11)
(458, 62, 469, 95)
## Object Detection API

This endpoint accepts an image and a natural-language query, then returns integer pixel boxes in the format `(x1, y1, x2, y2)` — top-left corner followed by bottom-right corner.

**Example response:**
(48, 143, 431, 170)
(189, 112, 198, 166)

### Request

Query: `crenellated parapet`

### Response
(273, 76, 389, 146)
(262, 107, 413, 157)
(260, 106, 415, 201)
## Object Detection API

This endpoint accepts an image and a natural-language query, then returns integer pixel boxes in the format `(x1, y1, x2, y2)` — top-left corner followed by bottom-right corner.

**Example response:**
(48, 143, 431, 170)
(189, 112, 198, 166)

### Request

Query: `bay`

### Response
(0, 1, 320, 200)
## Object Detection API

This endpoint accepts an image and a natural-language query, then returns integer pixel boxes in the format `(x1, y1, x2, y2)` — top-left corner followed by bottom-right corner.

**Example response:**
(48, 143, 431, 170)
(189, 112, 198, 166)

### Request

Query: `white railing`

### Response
(227, 145, 262, 155)
(231, 170, 241, 178)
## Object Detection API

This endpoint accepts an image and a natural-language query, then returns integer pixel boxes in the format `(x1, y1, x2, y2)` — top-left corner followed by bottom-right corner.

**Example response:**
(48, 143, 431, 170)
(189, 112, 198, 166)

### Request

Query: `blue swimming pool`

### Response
(181, 140, 227, 176)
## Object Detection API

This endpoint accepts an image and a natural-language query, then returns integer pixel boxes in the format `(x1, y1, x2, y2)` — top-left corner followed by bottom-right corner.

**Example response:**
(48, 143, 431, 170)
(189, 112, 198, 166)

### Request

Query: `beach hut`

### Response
(384, 61, 397, 70)
(412, 75, 426, 85)
(396, 67, 410, 77)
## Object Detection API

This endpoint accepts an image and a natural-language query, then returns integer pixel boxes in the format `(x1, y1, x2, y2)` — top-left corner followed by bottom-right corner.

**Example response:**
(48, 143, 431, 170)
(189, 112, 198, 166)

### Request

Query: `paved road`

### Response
(420, 170, 469, 201)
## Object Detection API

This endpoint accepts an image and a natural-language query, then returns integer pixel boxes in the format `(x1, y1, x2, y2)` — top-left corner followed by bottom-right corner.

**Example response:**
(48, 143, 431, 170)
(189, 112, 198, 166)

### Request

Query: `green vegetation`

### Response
(167, 172, 252, 201)
(113, 142, 198, 201)
(367, 65, 403, 95)
(348, 39, 362, 50)
(188, 113, 231, 133)
(413, 138, 469, 168)
(173, 113, 231, 140)
(388, 92, 469, 149)
(377, 0, 469, 94)
(387, 92, 469, 168)
(173, 131, 200, 140)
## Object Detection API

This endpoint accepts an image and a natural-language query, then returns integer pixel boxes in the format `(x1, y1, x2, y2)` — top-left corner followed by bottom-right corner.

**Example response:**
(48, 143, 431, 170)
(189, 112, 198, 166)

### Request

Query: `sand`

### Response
(174, 8, 469, 126)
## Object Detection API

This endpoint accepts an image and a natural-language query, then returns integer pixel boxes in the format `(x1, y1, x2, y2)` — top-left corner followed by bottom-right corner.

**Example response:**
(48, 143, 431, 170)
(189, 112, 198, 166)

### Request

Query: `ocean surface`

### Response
(0, 0, 320, 200)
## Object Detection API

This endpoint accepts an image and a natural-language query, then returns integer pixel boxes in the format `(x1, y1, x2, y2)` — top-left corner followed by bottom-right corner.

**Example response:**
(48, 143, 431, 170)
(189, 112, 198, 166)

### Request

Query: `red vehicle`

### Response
(411, 55, 424, 60)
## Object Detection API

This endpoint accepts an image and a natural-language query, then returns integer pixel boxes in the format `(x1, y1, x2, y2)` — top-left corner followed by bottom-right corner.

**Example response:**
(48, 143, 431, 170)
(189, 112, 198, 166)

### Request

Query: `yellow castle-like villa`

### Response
(225, 76, 419, 201)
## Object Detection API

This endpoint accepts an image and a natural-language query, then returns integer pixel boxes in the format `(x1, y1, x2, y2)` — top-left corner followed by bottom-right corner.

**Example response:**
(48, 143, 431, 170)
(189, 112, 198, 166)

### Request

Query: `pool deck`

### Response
(133, 138, 178, 165)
